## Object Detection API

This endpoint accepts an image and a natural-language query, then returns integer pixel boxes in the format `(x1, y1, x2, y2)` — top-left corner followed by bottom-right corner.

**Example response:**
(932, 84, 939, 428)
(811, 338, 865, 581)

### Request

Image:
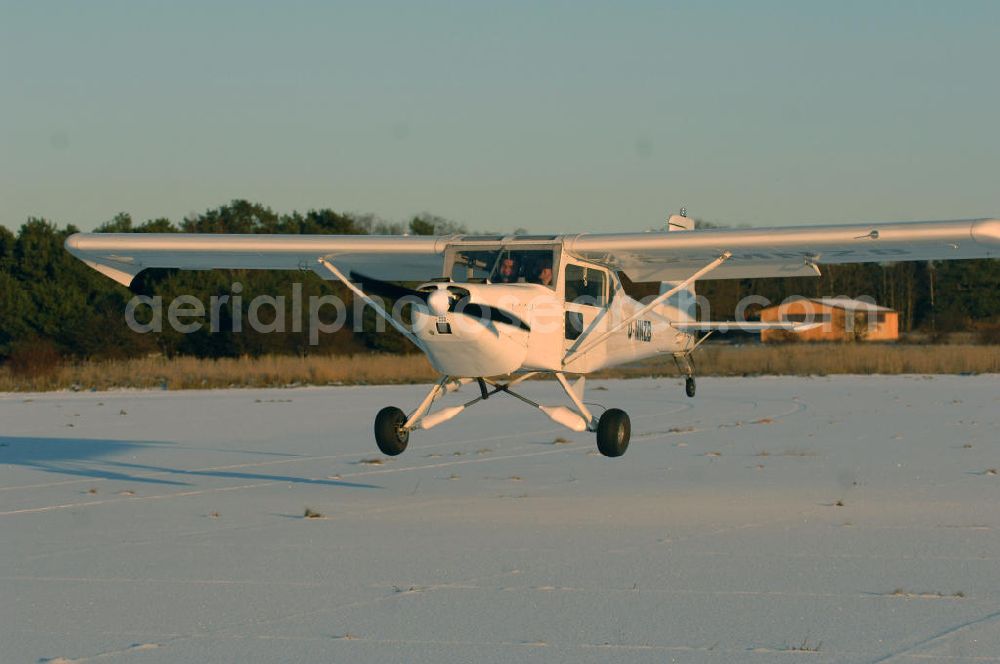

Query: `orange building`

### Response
(759, 297, 899, 343)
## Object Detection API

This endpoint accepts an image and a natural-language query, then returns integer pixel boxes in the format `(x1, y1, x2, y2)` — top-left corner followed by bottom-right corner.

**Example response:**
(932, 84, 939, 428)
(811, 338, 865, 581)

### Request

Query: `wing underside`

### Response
(65, 233, 447, 286)
(567, 218, 1000, 281)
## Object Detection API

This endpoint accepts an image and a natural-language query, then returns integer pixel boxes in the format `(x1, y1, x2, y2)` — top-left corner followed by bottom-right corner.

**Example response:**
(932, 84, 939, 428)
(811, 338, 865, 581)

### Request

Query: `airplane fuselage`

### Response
(411, 277, 695, 378)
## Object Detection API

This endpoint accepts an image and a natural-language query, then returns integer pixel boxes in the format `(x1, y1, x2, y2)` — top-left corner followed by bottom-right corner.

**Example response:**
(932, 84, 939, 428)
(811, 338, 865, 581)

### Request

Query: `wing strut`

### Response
(317, 257, 428, 353)
(563, 251, 733, 367)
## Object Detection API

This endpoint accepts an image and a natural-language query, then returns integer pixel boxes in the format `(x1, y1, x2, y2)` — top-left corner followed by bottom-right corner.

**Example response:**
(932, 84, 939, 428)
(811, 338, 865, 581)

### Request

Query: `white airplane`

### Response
(66, 214, 999, 457)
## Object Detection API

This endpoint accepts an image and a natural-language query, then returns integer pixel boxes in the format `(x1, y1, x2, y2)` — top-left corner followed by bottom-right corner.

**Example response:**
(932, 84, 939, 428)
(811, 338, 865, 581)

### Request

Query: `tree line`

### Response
(1, 200, 997, 367)
(0, 201, 467, 365)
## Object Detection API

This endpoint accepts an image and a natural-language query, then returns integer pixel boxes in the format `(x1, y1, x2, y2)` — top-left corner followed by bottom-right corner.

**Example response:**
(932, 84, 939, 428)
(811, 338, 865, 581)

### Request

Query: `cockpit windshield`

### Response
(450, 248, 556, 288)
(450, 249, 497, 282)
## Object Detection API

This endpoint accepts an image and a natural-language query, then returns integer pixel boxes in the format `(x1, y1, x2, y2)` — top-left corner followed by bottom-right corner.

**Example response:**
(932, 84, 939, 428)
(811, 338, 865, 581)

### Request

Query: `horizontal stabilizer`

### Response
(672, 321, 822, 333)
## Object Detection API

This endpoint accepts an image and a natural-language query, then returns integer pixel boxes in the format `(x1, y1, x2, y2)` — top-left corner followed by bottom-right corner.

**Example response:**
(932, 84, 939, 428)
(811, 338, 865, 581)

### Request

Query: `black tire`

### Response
(685, 376, 696, 398)
(596, 408, 631, 457)
(374, 406, 409, 456)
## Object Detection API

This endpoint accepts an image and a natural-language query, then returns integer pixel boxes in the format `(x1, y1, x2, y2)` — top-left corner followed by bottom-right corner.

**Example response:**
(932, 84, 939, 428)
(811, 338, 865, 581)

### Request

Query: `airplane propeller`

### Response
(348, 272, 530, 332)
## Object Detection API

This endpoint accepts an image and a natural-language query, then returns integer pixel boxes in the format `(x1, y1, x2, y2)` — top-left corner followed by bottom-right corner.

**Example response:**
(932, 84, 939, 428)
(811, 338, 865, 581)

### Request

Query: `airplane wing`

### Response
(64, 233, 448, 286)
(567, 218, 1000, 282)
(66, 218, 1000, 287)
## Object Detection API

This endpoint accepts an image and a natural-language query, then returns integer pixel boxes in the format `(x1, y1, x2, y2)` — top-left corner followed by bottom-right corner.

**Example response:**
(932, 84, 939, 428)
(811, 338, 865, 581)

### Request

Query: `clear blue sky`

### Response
(2, 1, 998, 233)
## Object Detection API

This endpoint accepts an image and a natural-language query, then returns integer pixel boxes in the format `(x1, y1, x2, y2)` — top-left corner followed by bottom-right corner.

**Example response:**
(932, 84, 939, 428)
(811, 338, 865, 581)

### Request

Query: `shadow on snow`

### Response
(0, 436, 379, 489)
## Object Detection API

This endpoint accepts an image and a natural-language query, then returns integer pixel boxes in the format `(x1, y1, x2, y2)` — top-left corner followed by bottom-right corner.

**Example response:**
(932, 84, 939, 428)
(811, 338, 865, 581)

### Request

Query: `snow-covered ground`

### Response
(2, 375, 998, 663)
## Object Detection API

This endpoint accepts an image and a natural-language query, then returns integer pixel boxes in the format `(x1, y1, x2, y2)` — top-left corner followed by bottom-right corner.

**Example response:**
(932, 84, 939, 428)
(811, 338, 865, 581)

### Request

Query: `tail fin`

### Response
(666, 213, 693, 232)
(658, 214, 697, 321)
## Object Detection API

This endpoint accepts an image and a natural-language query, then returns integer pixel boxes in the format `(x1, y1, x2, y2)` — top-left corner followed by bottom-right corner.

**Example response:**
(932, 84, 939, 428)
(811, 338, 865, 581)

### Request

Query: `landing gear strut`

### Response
(372, 373, 635, 458)
(674, 353, 697, 399)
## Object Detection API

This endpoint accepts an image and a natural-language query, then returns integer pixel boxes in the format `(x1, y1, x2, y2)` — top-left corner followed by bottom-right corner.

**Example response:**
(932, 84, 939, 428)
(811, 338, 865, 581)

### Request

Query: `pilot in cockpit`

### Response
(496, 255, 520, 283)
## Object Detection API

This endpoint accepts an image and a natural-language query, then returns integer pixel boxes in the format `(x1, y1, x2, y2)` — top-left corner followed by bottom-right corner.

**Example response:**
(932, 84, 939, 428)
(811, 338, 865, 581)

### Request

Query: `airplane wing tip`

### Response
(972, 219, 1000, 247)
(64, 232, 84, 253)
(84, 260, 140, 287)
(64, 235, 140, 286)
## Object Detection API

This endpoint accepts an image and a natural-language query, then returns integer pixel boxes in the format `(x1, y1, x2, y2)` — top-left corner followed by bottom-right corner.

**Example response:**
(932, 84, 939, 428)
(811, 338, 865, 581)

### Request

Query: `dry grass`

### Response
(784, 637, 822, 652)
(888, 588, 966, 599)
(0, 344, 997, 392)
(597, 344, 1000, 379)
(0, 353, 437, 392)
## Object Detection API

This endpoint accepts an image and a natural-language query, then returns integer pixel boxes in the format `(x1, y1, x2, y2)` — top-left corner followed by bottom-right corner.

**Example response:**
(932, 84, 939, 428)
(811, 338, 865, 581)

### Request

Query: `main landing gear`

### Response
(674, 352, 697, 399)
(596, 408, 630, 457)
(372, 373, 632, 458)
(374, 406, 409, 456)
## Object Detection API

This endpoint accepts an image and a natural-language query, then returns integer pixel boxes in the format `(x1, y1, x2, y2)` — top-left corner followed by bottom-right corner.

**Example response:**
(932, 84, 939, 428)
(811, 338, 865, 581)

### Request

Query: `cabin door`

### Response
(562, 262, 610, 356)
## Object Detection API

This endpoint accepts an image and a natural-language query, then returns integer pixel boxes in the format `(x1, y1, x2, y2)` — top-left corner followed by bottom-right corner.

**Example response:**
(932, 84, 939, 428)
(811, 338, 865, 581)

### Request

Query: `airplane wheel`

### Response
(596, 408, 630, 457)
(374, 406, 409, 456)
(685, 376, 696, 398)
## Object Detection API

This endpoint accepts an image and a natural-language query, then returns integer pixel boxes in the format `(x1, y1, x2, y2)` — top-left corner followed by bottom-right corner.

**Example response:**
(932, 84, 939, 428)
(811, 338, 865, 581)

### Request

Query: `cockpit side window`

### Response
(564, 264, 607, 307)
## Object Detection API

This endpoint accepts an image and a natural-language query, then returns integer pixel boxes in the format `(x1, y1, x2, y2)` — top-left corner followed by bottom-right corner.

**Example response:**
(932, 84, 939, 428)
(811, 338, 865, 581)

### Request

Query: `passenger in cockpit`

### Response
(529, 259, 553, 287)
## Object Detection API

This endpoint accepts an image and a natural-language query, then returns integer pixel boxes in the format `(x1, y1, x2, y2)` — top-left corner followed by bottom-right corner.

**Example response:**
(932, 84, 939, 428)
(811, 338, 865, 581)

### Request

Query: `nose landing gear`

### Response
(674, 352, 697, 399)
